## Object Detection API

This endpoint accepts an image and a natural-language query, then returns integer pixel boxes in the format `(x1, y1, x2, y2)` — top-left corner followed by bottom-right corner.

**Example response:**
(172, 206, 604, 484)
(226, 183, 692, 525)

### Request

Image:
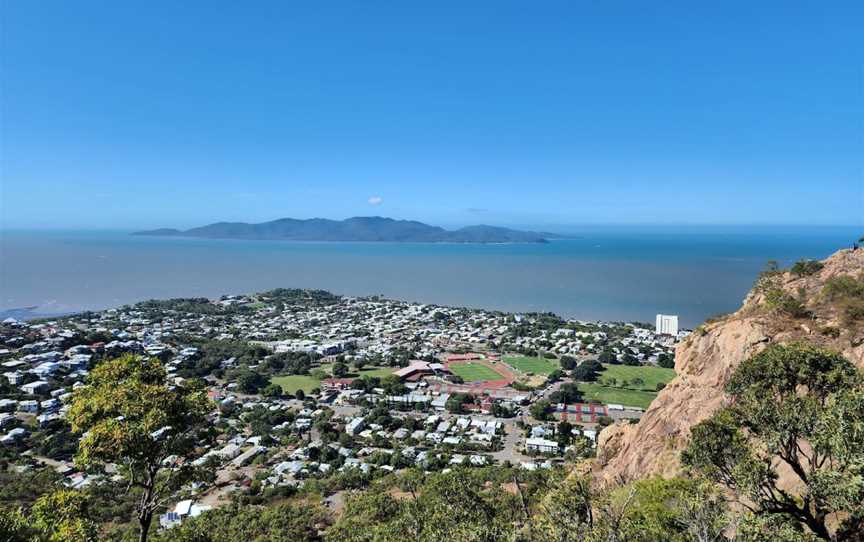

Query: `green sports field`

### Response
(270, 374, 322, 394)
(596, 364, 675, 391)
(449, 362, 505, 382)
(576, 384, 659, 409)
(573, 363, 677, 409)
(271, 365, 395, 394)
(503, 355, 559, 375)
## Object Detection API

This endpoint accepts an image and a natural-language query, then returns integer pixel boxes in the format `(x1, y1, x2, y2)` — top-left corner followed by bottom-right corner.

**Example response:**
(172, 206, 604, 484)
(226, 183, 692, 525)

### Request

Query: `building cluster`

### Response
(0, 290, 682, 530)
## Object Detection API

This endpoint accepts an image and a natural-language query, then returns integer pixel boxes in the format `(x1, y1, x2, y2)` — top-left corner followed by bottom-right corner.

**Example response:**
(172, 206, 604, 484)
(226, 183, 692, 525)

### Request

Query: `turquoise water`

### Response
(0, 226, 859, 327)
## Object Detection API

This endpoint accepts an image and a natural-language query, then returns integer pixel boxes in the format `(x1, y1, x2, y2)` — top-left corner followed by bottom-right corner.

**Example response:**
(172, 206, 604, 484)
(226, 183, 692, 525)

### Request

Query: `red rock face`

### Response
(595, 249, 864, 484)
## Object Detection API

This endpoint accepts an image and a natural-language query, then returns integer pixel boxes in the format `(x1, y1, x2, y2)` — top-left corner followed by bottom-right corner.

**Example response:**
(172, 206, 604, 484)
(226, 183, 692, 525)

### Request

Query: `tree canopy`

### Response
(682, 343, 864, 540)
(67, 354, 214, 542)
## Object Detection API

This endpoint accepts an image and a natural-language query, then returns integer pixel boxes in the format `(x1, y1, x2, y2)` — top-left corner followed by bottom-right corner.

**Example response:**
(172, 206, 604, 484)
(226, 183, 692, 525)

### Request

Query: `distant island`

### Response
(134, 216, 559, 243)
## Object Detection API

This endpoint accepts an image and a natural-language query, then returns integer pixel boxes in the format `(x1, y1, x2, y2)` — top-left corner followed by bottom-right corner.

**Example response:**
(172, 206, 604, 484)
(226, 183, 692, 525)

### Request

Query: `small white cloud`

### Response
(368, 196, 383, 206)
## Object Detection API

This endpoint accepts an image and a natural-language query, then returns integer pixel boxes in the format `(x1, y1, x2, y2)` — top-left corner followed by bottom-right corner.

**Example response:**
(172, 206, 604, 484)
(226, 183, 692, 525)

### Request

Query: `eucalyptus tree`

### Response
(68, 354, 214, 542)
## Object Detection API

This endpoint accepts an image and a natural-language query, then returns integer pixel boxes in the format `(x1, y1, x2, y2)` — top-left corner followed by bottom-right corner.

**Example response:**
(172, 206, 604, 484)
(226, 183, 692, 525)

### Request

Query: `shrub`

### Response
(764, 288, 810, 318)
(790, 259, 824, 277)
(822, 275, 864, 322)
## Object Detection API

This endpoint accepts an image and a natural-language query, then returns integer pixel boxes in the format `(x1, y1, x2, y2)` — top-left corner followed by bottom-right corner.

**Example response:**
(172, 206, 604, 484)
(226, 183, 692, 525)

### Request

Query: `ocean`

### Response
(0, 226, 859, 327)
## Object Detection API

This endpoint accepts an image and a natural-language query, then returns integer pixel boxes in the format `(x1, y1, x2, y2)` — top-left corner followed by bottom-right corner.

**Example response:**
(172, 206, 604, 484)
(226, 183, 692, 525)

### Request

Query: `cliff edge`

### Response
(596, 248, 864, 483)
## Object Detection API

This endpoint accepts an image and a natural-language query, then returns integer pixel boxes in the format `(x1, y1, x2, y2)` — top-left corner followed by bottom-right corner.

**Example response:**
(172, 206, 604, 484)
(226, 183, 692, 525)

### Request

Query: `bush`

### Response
(822, 275, 864, 322)
(790, 259, 824, 277)
(764, 288, 810, 318)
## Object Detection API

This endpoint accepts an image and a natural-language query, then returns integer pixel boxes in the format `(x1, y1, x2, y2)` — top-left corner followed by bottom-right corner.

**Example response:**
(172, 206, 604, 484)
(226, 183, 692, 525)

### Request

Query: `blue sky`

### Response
(1, 1, 862, 230)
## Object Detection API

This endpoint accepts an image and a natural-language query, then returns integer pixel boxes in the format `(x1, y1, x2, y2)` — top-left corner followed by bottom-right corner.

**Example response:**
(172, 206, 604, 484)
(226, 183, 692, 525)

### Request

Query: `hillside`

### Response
(134, 216, 555, 243)
(596, 248, 864, 483)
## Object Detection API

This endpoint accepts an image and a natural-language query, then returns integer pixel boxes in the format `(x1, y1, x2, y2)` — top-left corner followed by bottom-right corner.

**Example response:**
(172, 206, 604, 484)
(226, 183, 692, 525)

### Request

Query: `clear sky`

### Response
(1, 1, 862, 230)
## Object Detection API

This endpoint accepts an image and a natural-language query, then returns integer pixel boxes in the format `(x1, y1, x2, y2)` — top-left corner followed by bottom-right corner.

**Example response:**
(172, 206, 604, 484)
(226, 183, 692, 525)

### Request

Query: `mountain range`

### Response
(133, 216, 558, 243)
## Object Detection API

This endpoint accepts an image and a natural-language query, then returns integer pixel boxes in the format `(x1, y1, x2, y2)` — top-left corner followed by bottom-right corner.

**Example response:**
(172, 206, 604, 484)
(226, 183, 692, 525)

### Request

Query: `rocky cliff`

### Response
(596, 248, 864, 483)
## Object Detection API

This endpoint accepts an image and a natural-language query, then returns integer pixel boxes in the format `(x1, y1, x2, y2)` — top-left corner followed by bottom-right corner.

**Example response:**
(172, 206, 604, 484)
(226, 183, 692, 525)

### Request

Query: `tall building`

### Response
(655, 314, 679, 336)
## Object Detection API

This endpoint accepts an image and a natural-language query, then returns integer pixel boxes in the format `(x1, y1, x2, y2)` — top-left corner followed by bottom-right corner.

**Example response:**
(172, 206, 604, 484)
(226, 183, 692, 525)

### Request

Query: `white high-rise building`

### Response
(655, 314, 679, 336)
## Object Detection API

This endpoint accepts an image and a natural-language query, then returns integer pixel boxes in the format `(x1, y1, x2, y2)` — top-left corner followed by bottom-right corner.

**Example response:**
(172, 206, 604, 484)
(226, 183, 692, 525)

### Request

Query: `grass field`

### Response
(271, 365, 395, 394)
(596, 364, 675, 391)
(355, 367, 396, 378)
(503, 356, 559, 375)
(574, 363, 677, 409)
(576, 384, 659, 409)
(449, 362, 505, 382)
(270, 374, 322, 394)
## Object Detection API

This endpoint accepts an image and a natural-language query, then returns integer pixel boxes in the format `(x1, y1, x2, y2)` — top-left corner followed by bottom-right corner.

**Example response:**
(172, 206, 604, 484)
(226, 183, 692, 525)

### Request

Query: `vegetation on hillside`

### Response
(683, 343, 864, 540)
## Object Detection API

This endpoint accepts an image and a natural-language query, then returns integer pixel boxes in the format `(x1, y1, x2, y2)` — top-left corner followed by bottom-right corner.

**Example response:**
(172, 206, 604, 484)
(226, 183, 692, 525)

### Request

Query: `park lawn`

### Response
(271, 374, 322, 394)
(356, 367, 395, 378)
(597, 364, 675, 391)
(450, 362, 504, 382)
(576, 383, 659, 410)
(504, 355, 559, 375)
(271, 365, 395, 394)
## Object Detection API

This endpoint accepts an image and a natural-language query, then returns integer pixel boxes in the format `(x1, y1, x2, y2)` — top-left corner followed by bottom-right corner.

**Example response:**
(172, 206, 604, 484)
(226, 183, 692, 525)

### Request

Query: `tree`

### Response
(530, 399, 552, 421)
(332, 362, 349, 378)
(445, 393, 473, 414)
(68, 355, 213, 542)
(30, 489, 98, 542)
(790, 259, 824, 277)
(294, 388, 306, 401)
(682, 343, 864, 540)
(557, 420, 573, 450)
(261, 383, 283, 398)
(234, 369, 268, 394)
(549, 383, 583, 405)
(657, 353, 675, 369)
(559, 355, 577, 370)
(622, 353, 640, 366)
(572, 361, 602, 382)
(381, 374, 407, 396)
(598, 350, 616, 364)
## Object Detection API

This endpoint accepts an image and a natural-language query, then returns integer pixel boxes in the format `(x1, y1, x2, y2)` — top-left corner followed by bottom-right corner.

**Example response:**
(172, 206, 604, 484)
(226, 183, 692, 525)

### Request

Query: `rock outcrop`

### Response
(596, 248, 864, 483)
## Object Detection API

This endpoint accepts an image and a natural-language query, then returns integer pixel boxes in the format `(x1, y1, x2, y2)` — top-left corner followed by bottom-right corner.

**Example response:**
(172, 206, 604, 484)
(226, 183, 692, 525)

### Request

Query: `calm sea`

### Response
(0, 226, 859, 327)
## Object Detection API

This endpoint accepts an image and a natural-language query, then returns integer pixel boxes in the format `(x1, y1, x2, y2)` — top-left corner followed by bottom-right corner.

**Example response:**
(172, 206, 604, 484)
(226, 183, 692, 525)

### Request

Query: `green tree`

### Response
(261, 383, 283, 398)
(682, 343, 864, 540)
(572, 362, 600, 382)
(557, 420, 573, 450)
(598, 350, 616, 364)
(559, 355, 577, 370)
(234, 369, 268, 394)
(549, 383, 583, 405)
(332, 362, 349, 378)
(657, 353, 675, 369)
(30, 489, 98, 542)
(0, 508, 31, 542)
(530, 399, 552, 421)
(445, 393, 473, 414)
(68, 355, 213, 542)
